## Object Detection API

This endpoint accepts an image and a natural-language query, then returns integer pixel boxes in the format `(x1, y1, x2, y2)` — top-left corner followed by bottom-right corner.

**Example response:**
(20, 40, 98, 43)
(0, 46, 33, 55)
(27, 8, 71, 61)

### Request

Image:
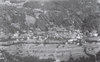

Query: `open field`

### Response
(83, 36, 100, 42)
(0, 37, 100, 62)
(0, 38, 100, 62)
(0, 43, 88, 61)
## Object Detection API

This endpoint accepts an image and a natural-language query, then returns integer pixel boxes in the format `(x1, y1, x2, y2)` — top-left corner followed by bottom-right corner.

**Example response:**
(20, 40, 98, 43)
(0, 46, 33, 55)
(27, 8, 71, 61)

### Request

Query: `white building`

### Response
(12, 31, 19, 38)
(90, 30, 98, 37)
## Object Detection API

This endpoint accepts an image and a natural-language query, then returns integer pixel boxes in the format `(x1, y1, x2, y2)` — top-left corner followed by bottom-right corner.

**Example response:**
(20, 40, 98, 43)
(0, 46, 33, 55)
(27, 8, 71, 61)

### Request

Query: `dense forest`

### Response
(0, 0, 100, 33)
(23, 0, 100, 31)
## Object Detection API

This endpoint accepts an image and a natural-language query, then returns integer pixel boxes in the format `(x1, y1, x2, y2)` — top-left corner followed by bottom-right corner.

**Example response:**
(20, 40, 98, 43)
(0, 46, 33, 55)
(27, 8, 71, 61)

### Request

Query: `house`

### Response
(22, 30, 27, 33)
(27, 30, 34, 36)
(55, 59, 60, 62)
(90, 30, 98, 37)
(12, 31, 20, 38)
(93, 33, 98, 37)
(92, 30, 98, 37)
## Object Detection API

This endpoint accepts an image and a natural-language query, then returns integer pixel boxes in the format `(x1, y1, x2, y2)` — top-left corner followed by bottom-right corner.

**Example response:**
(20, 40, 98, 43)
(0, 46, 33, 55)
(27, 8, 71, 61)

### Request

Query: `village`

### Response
(0, 25, 99, 43)
(0, 0, 100, 62)
(0, 25, 100, 62)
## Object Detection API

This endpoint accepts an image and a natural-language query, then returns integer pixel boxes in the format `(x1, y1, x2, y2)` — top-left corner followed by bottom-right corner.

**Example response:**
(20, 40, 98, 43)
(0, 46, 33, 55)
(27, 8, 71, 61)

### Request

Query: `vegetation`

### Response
(1, 49, 99, 62)
(61, 57, 95, 62)
(23, 0, 100, 33)
(1, 50, 55, 62)
(0, 1, 100, 62)
(0, 0, 100, 34)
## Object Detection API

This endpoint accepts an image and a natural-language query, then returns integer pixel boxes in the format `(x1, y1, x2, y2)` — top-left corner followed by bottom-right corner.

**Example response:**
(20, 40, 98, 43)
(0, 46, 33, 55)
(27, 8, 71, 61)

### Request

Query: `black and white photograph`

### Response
(0, 0, 100, 62)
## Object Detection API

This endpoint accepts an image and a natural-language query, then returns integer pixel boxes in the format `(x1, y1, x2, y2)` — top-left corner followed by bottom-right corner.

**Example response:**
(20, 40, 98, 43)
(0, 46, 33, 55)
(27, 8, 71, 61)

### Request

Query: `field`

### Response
(0, 43, 88, 61)
(84, 36, 100, 42)
(0, 36, 100, 62)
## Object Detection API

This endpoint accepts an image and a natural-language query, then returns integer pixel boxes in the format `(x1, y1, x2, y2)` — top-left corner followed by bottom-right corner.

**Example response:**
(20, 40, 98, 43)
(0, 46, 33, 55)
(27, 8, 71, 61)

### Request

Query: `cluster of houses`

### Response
(48, 26, 83, 41)
(0, 29, 48, 43)
(0, 25, 99, 45)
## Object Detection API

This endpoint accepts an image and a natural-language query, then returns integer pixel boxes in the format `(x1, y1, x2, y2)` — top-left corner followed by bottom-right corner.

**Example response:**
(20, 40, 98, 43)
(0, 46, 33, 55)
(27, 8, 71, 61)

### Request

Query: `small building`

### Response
(90, 30, 98, 37)
(55, 59, 60, 62)
(12, 31, 20, 38)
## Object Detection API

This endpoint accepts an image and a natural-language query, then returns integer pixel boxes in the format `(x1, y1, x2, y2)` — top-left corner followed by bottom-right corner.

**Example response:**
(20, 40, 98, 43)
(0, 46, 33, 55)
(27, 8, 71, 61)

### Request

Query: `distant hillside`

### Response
(0, 0, 100, 34)
(23, 0, 100, 32)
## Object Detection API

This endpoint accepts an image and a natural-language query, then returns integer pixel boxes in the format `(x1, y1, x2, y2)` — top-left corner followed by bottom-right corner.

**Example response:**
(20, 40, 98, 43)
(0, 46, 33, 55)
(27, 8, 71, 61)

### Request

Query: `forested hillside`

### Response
(0, 0, 100, 33)
(23, 0, 100, 32)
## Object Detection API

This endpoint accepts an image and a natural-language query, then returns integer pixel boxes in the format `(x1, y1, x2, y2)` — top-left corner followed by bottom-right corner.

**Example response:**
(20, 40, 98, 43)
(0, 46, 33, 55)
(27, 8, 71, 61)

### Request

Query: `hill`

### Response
(23, 0, 100, 32)
(0, 0, 100, 34)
